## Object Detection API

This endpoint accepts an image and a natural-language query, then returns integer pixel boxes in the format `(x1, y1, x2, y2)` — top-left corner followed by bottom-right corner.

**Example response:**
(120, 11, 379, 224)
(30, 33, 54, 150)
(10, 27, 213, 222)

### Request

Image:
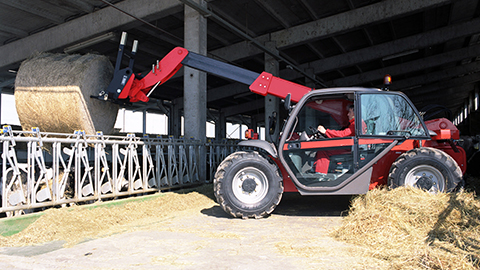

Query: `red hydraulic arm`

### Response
(249, 71, 313, 103)
(100, 33, 312, 104)
(121, 47, 190, 102)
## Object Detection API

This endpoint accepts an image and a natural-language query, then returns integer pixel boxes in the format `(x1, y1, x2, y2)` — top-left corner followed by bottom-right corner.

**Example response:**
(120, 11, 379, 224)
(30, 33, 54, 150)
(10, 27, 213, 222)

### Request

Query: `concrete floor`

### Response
(0, 193, 387, 269)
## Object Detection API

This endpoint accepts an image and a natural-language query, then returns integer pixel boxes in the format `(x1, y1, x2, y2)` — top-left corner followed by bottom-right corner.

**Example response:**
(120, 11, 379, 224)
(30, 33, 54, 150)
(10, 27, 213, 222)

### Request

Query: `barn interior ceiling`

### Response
(0, 0, 479, 129)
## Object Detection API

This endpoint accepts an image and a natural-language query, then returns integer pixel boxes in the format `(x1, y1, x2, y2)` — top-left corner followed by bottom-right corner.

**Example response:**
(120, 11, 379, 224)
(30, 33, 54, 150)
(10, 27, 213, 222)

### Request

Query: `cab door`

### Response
(279, 90, 362, 194)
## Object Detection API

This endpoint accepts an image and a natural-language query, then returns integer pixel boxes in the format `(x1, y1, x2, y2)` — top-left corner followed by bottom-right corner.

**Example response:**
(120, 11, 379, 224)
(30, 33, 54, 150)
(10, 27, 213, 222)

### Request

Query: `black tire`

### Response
(388, 147, 462, 192)
(213, 151, 283, 219)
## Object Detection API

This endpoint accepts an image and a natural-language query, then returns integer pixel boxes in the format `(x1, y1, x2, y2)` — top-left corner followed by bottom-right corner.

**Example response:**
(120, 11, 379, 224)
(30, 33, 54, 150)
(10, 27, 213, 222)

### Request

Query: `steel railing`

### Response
(0, 127, 242, 216)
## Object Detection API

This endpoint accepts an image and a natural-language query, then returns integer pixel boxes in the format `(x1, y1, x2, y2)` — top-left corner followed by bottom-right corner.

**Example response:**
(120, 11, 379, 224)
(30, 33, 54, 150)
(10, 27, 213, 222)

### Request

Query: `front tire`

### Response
(388, 147, 462, 192)
(214, 151, 283, 218)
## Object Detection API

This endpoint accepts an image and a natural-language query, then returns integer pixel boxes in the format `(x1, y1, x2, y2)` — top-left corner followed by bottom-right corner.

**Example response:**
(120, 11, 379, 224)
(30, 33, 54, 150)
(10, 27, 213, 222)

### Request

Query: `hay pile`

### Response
(0, 185, 216, 247)
(332, 187, 480, 269)
(15, 53, 119, 135)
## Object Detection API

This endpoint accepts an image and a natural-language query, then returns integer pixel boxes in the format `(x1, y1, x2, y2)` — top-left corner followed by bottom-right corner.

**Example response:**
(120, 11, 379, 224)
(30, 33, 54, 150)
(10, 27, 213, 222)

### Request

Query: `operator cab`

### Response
(279, 88, 430, 194)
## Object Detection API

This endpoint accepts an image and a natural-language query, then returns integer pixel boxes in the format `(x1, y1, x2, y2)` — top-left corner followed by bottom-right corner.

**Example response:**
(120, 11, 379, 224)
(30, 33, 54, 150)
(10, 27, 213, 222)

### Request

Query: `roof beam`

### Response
(211, 0, 450, 62)
(409, 88, 471, 110)
(1, 0, 64, 24)
(405, 72, 480, 97)
(63, 0, 95, 14)
(209, 5, 257, 37)
(330, 43, 480, 86)
(0, 25, 28, 38)
(297, 0, 318, 20)
(0, 0, 182, 70)
(394, 61, 480, 91)
(281, 18, 480, 81)
(412, 88, 473, 104)
(253, 0, 292, 28)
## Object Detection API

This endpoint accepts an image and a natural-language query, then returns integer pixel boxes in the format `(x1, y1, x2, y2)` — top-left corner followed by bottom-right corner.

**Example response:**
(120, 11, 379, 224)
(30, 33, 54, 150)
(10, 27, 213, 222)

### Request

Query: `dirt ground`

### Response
(0, 191, 388, 269)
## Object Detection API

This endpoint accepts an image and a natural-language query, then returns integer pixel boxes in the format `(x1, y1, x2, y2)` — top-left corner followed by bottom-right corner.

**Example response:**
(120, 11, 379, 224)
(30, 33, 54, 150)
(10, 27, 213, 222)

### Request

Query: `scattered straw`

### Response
(332, 186, 480, 269)
(0, 185, 216, 248)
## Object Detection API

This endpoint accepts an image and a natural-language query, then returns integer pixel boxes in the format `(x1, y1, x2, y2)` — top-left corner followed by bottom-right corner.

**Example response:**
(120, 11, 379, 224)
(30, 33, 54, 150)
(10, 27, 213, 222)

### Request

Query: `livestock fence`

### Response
(0, 126, 243, 217)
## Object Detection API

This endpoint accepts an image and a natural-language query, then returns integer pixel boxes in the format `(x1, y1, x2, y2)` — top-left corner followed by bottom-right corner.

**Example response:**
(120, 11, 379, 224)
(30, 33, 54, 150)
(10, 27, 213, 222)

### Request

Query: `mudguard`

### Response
(238, 140, 278, 158)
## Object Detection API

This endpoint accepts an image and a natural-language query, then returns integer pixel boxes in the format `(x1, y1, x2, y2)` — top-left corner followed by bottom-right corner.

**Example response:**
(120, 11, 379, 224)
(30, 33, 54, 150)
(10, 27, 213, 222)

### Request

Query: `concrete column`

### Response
(184, 0, 207, 179)
(264, 41, 280, 142)
(0, 88, 2, 125)
(215, 110, 226, 142)
(169, 102, 182, 138)
(142, 110, 147, 136)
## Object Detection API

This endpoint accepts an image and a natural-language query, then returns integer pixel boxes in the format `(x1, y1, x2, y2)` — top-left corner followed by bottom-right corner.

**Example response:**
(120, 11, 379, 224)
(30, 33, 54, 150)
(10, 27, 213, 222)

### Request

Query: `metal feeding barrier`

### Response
(0, 126, 241, 217)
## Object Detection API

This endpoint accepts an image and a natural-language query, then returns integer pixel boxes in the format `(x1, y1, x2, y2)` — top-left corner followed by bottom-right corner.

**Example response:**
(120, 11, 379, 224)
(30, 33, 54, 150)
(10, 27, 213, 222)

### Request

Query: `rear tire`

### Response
(214, 151, 283, 218)
(388, 147, 462, 192)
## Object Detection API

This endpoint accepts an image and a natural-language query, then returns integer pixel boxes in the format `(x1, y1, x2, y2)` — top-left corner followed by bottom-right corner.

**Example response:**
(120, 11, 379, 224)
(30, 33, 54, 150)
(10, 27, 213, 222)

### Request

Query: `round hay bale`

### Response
(14, 53, 119, 135)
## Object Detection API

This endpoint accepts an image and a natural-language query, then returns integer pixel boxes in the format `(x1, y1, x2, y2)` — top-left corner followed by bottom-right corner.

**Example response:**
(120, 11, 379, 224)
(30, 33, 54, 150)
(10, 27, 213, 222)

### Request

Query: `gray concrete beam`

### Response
(438, 0, 478, 58)
(405, 72, 480, 97)
(204, 17, 480, 109)
(415, 89, 472, 105)
(136, 26, 184, 48)
(253, 0, 292, 28)
(0, 0, 182, 70)
(410, 84, 473, 100)
(330, 43, 480, 87)
(393, 61, 480, 91)
(0, 24, 28, 38)
(211, 0, 450, 62)
(64, 0, 95, 13)
(297, 0, 318, 20)
(208, 5, 257, 38)
(410, 88, 471, 110)
(1, 0, 64, 24)
(281, 18, 480, 81)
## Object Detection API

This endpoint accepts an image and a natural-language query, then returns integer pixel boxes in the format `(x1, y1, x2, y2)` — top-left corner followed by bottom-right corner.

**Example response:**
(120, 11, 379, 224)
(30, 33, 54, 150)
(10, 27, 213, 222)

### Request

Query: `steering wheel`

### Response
(309, 126, 325, 139)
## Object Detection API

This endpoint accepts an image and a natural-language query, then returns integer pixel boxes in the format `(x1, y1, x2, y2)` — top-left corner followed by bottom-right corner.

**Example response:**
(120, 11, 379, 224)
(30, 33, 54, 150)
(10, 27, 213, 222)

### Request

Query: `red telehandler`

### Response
(97, 32, 466, 218)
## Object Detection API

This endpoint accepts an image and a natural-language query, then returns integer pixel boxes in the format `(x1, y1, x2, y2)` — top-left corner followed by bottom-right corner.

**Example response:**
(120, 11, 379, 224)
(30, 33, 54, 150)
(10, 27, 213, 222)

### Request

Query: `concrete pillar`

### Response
(184, 0, 207, 179)
(264, 41, 280, 142)
(0, 88, 2, 125)
(142, 110, 147, 136)
(215, 110, 226, 142)
(169, 101, 182, 138)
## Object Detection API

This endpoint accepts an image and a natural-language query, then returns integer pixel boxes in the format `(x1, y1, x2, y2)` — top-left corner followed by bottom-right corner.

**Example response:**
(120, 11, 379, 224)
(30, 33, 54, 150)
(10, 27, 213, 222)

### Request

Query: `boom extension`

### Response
(98, 32, 312, 104)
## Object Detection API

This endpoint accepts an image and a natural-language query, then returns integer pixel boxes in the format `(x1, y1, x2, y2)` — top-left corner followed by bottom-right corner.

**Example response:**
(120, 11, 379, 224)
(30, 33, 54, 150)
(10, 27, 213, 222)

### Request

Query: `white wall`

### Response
(1, 94, 20, 126)
(3, 94, 263, 139)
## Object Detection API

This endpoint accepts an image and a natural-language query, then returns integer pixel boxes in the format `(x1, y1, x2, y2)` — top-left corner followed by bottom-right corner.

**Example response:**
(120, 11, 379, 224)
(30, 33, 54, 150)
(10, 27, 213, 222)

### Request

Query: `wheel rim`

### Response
(232, 167, 269, 204)
(405, 165, 445, 192)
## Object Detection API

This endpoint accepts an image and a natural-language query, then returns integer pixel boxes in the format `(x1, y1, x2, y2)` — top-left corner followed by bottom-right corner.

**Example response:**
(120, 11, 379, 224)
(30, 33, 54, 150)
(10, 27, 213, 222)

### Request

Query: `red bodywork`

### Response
(119, 48, 312, 104)
(121, 47, 190, 102)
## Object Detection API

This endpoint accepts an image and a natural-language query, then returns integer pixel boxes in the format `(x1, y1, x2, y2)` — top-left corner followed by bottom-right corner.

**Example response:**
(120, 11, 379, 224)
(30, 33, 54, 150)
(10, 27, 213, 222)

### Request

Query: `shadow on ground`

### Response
(273, 192, 353, 217)
(194, 184, 355, 219)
